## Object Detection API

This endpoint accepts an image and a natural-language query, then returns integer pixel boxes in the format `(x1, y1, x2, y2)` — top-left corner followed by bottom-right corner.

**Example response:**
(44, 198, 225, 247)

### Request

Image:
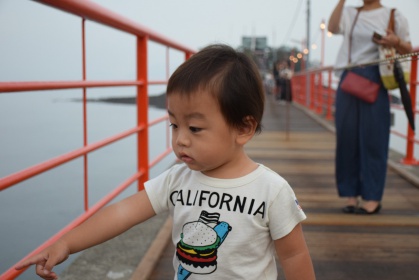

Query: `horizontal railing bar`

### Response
(0, 80, 144, 93)
(391, 130, 406, 138)
(148, 80, 168, 85)
(2, 170, 144, 279)
(391, 104, 404, 110)
(0, 125, 144, 191)
(149, 147, 173, 168)
(1, 0, 187, 277)
(0, 113, 171, 191)
(391, 104, 419, 114)
(149, 115, 169, 126)
(391, 130, 419, 144)
(34, 0, 196, 54)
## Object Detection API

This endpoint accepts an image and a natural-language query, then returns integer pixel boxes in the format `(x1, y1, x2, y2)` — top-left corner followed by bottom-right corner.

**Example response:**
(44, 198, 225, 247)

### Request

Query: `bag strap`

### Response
(348, 8, 362, 64)
(388, 9, 395, 32)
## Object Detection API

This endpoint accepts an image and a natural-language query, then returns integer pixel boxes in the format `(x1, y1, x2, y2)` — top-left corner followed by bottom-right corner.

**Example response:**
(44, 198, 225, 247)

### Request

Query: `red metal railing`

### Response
(0, 0, 195, 278)
(292, 48, 419, 165)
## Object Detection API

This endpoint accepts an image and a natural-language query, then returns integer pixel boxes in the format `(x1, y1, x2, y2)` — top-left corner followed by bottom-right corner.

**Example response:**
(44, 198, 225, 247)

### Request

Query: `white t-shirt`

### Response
(334, 6, 410, 70)
(144, 163, 306, 280)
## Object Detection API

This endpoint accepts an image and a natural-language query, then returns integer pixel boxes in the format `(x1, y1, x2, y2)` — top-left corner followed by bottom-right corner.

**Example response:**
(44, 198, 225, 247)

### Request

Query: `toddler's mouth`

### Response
(179, 153, 193, 163)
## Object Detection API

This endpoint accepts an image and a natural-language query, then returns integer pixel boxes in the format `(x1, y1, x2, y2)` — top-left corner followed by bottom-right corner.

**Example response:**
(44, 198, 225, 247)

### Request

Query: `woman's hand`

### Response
(373, 29, 413, 54)
(373, 29, 400, 48)
(15, 239, 70, 280)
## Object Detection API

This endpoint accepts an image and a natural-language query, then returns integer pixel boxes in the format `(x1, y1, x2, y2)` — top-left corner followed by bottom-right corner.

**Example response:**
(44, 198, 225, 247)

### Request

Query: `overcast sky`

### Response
(92, 0, 419, 65)
(0, 0, 418, 84)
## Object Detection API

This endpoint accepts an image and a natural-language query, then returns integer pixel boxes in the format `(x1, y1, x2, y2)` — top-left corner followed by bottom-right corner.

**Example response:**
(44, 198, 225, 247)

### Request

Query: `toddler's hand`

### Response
(15, 240, 70, 279)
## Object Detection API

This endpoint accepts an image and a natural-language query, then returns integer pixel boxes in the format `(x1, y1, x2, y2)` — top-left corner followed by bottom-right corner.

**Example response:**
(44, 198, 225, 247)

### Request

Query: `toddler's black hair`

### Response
(167, 44, 265, 134)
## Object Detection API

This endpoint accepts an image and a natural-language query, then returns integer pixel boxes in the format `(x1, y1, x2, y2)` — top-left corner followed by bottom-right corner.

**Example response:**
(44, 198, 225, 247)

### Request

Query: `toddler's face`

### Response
(167, 91, 241, 178)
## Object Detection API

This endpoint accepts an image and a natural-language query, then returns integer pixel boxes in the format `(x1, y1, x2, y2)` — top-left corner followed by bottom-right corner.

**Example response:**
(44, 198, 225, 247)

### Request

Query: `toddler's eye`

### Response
(169, 123, 178, 129)
(189, 127, 202, 133)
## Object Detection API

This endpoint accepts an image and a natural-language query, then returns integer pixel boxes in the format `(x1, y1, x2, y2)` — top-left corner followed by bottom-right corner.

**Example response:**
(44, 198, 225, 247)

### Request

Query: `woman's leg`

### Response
(335, 72, 362, 199)
(358, 86, 390, 203)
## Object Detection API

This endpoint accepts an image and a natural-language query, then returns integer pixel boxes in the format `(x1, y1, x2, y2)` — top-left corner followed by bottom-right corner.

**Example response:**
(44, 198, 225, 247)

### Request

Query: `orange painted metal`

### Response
(33, 0, 195, 54)
(185, 51, 193, 60)
(0, 126, 144, 192)
(401, 52, 419, 165)
(316, 72, 324, 114)
(310, 73, 315, 110)
(292, 49, 418, 166)
(9, 2, 418, 280)
(302, 74, 307, 106)
(326, 69, 334, 120)
(149, 80, 169, 85)
(166, 47, 171, 80)
(0, 80, 143, 93)
(2, 171, 144, 279)
(82, 18, 89, 212)
(137, 35, 149, 192)
(0, 0, 196, 277)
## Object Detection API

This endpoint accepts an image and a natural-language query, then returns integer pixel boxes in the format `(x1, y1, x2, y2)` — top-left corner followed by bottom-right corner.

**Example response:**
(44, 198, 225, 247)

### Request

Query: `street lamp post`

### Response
(320, 19, 326, 67)
(290, 38, 307, 72)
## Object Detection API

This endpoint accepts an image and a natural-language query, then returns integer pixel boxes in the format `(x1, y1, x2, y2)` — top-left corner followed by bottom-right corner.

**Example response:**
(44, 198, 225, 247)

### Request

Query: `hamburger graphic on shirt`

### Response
(176, 211, 232, 279)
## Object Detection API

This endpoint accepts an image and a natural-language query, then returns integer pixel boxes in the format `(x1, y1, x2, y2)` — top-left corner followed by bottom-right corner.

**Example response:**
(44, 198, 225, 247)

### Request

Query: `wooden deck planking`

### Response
(144, 101, 419, 280)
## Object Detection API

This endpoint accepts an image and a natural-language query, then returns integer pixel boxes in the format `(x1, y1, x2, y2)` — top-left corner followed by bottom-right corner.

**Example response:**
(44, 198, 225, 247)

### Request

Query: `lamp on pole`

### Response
(291, 38, 307, 72)
(320, 19, 326, 67)
(306, 0, 310, 66)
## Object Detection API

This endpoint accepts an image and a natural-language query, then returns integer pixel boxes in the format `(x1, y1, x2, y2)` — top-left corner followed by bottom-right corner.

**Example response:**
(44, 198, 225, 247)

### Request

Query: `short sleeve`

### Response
(144, 167, 173, 214)
(268, 182, 306, 240)
(336, 6, 353, 35)
(394, 10, 411, 42)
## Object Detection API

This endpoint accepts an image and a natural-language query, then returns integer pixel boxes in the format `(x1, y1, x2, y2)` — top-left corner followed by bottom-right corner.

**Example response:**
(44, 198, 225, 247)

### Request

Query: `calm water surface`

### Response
(0, 90, 175, 278)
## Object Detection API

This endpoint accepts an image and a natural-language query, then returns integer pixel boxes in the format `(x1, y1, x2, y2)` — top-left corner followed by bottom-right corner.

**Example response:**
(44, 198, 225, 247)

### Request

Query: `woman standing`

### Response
(328, 0, 412, 214)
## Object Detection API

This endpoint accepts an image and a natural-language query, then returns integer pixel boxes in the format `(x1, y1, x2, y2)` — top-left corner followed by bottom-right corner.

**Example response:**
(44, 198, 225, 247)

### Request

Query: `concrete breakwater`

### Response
(74, 93, 167, 110)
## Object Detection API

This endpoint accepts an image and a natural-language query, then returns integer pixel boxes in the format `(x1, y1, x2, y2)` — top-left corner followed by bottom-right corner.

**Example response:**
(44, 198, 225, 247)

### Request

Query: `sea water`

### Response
(0, 89, 175, 278)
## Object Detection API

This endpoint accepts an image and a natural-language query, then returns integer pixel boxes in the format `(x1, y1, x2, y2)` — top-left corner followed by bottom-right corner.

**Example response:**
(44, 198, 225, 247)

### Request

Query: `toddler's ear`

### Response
(236, 116, 257, 144)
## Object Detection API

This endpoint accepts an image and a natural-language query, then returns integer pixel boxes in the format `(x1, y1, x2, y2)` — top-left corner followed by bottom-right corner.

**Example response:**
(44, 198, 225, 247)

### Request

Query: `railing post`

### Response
(166, 47, 170, 80)
(81, 18, 89, 211)
(316, 72, 323, 114)
(302, 75, 307, 107)
(185, 51, 193, 60)
(292, 76, 302, 105)
(401, 53, 418, 165)
(310, 73, 315, 110)
(296, 76, 300, 105)
(137, 35, 149, 190)
(326, 69, 334, 120)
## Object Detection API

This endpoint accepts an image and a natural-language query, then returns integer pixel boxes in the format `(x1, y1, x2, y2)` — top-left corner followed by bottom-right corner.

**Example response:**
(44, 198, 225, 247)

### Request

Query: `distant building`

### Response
(242, 36, 267, 51)
(239, 36, 271, 71)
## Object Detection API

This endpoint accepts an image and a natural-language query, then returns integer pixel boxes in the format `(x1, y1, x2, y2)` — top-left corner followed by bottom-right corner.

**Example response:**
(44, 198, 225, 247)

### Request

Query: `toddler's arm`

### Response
(16, 190, 156, 279)
(275, 223, 316, 280)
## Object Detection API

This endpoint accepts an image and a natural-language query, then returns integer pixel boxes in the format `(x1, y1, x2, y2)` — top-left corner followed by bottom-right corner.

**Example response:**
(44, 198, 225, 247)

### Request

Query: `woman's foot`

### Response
(355, 201, 381, 215)
(342, 197, 358, 214)
(342, 205, 356, 213)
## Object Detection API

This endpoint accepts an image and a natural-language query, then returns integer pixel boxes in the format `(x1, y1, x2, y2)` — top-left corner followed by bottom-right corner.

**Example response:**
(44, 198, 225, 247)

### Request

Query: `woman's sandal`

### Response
(355, 203, 382, 215)
(342, 205, 357, 214)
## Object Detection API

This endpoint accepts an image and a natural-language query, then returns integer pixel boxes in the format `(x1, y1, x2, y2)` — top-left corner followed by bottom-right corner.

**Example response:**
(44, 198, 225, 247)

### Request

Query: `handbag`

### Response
(340, 8, 380, 103)
(340, 71, 380, 103)
(378, 9, 410, 90)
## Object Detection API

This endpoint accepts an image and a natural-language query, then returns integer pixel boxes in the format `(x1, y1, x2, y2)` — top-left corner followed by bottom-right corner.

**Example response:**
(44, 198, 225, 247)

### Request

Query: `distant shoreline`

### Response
(73, 93, 167, 110)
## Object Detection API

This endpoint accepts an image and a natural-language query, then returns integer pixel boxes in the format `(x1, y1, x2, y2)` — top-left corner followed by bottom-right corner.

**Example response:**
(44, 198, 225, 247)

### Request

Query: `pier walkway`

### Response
(60, 96, 419, 280)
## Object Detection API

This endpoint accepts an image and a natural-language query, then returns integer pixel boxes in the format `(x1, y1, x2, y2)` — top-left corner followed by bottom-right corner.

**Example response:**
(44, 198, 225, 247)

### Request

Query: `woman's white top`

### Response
(334, 6, 410, 70)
